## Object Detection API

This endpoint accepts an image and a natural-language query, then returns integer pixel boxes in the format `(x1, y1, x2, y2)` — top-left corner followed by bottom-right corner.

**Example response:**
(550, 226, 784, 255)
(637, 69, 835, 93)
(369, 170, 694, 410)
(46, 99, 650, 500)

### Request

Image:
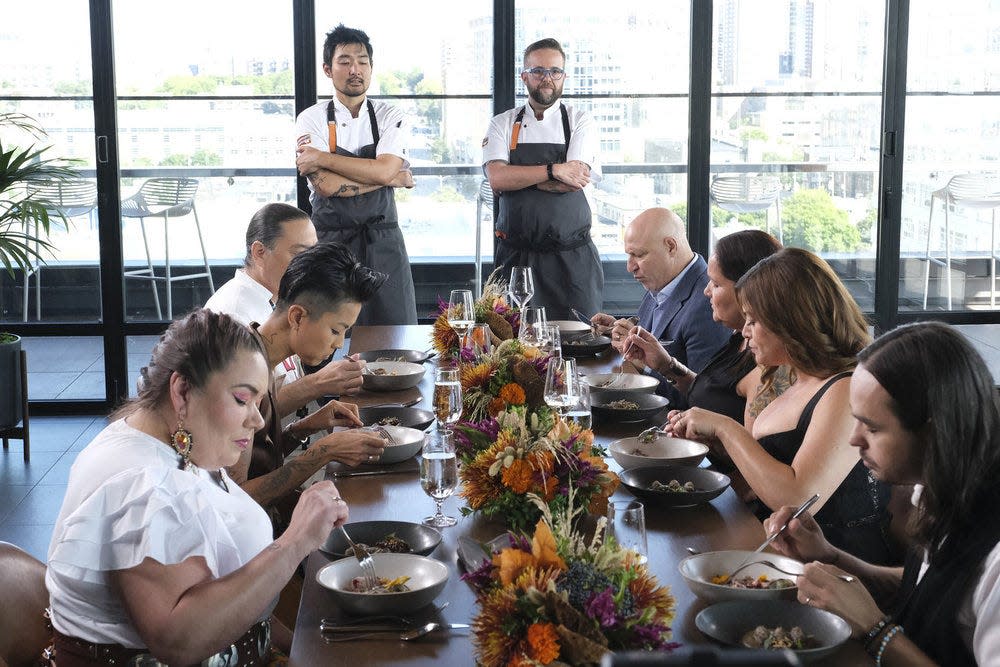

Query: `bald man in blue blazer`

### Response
(593, 208, 731, 408)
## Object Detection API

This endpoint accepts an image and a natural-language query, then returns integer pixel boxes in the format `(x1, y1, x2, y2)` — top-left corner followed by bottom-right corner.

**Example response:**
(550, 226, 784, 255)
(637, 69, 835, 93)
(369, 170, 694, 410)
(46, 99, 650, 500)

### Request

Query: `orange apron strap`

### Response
(328, 120, 337, 153)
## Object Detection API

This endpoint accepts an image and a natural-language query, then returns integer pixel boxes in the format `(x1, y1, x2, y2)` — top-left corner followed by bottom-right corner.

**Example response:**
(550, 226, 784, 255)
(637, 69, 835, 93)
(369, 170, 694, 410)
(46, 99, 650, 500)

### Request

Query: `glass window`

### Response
(113, 1, 296, 321)
(0, 3, 101, 326)
(710, 0, 885, 312)
(899, 2, 1000, 312)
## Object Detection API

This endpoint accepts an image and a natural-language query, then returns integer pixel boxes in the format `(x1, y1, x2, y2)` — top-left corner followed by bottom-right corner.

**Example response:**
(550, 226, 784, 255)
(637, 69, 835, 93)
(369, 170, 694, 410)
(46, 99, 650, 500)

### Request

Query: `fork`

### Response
(339, 525, 378, 592)
(363, 425, 395, 444)
(725, 558, 855, 583)
(608, 329, 639, 388)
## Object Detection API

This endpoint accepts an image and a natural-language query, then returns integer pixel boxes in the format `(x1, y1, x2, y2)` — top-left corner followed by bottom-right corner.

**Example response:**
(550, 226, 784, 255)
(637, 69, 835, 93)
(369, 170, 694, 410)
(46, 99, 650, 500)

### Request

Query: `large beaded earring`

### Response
(171, 420, 194, 471)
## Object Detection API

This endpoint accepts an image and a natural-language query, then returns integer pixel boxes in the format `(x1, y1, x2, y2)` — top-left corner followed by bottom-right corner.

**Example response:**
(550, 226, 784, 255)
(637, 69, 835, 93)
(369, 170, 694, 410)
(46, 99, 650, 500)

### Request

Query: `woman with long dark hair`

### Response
(767, 321, 1000, 665)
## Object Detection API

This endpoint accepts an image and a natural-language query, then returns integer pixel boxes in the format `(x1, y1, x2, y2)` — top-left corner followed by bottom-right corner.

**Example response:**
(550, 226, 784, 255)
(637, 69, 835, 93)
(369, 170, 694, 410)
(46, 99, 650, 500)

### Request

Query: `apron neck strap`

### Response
(509, 103, 571, 152)
(327, 99, 380, 153)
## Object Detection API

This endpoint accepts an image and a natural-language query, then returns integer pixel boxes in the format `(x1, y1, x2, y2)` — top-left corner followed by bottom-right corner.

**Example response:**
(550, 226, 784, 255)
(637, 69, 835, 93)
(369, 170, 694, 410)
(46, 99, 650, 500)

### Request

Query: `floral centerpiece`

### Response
(458, 338, 548, 422)
(432, 271, 520, 361)
(464, 492, 679, 666)
(454, 398, 619, 533)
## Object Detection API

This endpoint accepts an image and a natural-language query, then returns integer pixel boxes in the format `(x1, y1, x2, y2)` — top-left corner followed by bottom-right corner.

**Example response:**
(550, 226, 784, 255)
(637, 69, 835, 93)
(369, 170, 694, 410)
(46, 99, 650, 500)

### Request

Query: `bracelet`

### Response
(667, 359, 689, 378)
(875, 625, 903, 666)
(546, 163, 554, 180)
(862, 615, 891, 652)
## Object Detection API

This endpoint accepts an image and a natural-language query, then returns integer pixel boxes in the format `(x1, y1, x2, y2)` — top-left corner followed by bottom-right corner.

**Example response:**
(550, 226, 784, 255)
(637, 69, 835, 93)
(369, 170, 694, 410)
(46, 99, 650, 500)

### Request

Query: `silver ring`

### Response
(805, 596, 811, 604)
(331, 496, 344, 504)
(368, 454, 376, 462)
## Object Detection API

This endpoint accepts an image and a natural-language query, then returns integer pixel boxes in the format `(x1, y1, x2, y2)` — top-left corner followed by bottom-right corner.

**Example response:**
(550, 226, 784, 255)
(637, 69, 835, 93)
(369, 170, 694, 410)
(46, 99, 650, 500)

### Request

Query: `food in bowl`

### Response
(650, 479, 696, 493)
(375, 355, 406, 362)
(742, 625, 818, 650)
(345, 533, 413, 556)
(608, 399, 640, 410)
(350, 575, 411, 594)
(375, 416, 402, 426)
(711, 574, 794, 589)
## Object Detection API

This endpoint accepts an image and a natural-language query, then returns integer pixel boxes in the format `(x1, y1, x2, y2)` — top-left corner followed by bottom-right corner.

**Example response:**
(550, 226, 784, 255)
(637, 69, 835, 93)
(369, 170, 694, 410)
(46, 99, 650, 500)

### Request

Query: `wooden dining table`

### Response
(288, 325, 870, 666)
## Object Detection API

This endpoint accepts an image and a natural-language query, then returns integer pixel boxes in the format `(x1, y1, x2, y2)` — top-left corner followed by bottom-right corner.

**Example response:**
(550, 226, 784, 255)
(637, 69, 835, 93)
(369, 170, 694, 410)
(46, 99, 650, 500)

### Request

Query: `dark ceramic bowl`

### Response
(619, 465, 730, 507)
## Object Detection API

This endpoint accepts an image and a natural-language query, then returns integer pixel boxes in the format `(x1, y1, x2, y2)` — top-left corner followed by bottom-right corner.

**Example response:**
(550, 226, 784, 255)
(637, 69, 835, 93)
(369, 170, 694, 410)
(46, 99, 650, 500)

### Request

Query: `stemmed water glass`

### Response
(420, 430, 459, 527)
(448, 289, 475, 349)
(433, 368, 462, 433)
(509, 266, 535, 309)
(544, 357, 580, 417)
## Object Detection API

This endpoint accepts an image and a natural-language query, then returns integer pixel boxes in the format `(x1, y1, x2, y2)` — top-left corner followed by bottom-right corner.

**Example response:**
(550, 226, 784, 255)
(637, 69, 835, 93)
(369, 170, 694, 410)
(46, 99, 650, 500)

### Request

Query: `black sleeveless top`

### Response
(893, 486, 1000, 665)
(688, 332, 755, 424)
(752, 372, 893, 564)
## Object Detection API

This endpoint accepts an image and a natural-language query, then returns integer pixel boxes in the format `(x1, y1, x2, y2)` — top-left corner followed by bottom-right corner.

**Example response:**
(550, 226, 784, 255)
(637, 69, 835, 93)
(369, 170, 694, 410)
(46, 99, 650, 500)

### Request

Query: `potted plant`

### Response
(0, 111, 80, 427)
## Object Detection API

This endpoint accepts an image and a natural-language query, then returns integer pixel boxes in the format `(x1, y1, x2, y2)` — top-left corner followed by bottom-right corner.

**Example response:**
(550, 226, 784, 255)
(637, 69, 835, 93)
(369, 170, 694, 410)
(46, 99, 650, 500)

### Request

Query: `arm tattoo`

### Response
(334, 184, 360, 196)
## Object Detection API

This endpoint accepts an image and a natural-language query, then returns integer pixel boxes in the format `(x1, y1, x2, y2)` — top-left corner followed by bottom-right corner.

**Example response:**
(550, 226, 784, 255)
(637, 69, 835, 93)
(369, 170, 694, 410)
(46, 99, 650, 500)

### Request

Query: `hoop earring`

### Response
(171, 420, 194, 471)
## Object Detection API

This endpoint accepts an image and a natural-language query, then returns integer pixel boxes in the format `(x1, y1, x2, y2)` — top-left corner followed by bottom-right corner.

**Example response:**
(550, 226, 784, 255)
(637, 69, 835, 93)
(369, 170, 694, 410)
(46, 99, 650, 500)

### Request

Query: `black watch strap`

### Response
(546, 163, 554, 180)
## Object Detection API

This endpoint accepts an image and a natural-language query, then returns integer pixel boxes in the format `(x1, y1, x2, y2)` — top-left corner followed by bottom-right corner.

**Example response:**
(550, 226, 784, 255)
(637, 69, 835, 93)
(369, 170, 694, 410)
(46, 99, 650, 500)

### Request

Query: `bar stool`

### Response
(922, 173, 1000, 309)
(23, 179, 98, 321)
(710, 174, 783, 243)
(121, 177, 215, 319)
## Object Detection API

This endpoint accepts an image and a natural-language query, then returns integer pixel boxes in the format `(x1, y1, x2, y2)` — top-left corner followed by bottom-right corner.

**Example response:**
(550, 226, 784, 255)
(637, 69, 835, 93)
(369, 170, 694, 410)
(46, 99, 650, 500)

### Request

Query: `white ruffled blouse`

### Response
(46, 419, 273, 648)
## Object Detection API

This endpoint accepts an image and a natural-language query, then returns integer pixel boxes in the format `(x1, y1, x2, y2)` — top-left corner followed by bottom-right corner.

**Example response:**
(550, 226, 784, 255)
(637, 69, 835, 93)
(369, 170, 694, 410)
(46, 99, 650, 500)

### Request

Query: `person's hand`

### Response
(390, 169, 414, 188)
(295, 145, 325, 176)
(590, 313, 616, 335)
(294, 398, 363, 435)
(312, 355, 365, 396)
(622, 326, 672, 373)
(608, 317, 638, 353)
(315, 429, 387, 467)
(763, 507, 838, 564)
(282, 480, 349, 553)
(665, 407, 732, 441)
(797, 562, 884, 639)
(551, 161, 590, 189)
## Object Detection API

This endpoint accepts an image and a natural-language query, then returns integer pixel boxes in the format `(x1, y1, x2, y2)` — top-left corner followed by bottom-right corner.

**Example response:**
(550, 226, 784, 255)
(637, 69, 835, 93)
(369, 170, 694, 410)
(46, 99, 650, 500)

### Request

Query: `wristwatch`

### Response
(546, 163, 554, 180)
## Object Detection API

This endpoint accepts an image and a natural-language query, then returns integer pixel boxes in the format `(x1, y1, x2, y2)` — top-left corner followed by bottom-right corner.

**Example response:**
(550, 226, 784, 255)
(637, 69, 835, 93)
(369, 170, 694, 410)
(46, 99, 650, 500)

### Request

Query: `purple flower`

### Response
(460, 557, 496, 591)
(631, 623, 680, 651)
(508, 532, 531, 552)
(585, 588, 618, 627)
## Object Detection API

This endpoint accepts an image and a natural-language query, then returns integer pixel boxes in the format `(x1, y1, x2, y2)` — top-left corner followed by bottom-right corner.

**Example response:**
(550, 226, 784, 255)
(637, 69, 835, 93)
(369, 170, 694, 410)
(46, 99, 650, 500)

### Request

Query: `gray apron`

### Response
(494, 104, 604, 320)
(310, 99, 418, 325)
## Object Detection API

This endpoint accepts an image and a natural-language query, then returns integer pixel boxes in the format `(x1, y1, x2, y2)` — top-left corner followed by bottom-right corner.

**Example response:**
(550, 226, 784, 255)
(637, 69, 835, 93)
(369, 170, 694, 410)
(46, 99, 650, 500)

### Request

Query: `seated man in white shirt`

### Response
(592, 207, 731, 407)
(205, 202, 365, 414)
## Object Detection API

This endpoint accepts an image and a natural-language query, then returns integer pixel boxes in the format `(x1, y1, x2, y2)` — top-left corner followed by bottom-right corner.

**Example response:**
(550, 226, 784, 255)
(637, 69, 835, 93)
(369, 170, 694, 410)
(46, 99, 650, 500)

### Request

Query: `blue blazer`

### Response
(635, 254, 732, 408)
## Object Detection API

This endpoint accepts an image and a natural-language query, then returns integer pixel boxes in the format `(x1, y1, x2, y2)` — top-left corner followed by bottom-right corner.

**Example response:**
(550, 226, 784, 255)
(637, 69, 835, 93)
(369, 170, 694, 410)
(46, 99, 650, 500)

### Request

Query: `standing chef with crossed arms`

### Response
(483, 37, 604, 320)
(295, 23, 417, 326)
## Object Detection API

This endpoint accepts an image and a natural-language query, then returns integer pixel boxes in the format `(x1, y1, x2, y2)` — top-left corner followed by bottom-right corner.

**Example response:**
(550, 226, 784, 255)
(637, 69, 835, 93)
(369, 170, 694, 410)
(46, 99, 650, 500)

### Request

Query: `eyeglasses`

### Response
(523, 67, 566, 81)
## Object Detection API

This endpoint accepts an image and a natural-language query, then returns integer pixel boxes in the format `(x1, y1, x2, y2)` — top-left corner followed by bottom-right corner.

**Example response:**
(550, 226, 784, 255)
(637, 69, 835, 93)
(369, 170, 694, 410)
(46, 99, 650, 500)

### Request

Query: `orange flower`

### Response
(501, 458, 533, 494)
(487, 396, 507, 415)
(526, 622, 560, 664)
(494, 520, 566, 586)
(541, 475, 559, 502)
(462, 362, 495, 390)
(498, 383, 526, 406)
(495, 548, 536, 586)
(506, 649, 533, 667)
(530, 519, 567, 572)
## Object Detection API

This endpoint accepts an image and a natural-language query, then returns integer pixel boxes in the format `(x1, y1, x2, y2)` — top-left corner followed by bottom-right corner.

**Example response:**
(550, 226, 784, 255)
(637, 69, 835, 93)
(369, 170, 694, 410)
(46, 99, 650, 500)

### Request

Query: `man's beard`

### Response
(529, 84, 561, 107)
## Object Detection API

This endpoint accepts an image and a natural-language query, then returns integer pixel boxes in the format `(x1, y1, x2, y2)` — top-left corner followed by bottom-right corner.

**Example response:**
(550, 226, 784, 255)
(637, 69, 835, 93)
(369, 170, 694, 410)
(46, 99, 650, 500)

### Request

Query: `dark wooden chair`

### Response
(0, 542, 50, 667)
(0, 349, 30, 462)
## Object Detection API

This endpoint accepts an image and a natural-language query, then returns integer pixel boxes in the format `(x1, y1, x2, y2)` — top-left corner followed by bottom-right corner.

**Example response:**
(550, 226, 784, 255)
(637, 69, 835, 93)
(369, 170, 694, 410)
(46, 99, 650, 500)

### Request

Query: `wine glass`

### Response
(433, 368, 462, 432)
(518, 306, 547, 347)
(448, 289, 475, 349)
(544, 357, 580, 417)
(420, 430, 459, 527)
(509, 266, 535, 309)
(538, 324, 561, 358)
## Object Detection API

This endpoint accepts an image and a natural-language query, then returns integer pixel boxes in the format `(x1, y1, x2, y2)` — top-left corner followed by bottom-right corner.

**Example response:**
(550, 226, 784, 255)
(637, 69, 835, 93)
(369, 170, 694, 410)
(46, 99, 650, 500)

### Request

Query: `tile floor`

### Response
(1, 325, 998, 563)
